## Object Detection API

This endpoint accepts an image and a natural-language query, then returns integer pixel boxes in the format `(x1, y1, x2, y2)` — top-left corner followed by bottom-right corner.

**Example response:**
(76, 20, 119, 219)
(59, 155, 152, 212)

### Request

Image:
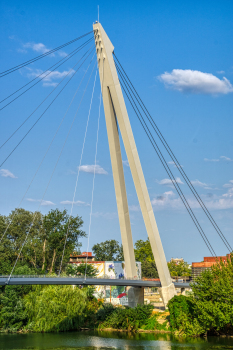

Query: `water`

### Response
(0, 331, 233, 350)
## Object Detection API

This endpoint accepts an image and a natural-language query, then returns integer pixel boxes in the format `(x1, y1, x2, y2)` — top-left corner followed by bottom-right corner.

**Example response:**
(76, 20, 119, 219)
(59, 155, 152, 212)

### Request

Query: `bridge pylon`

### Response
(93, 22, 176, 306)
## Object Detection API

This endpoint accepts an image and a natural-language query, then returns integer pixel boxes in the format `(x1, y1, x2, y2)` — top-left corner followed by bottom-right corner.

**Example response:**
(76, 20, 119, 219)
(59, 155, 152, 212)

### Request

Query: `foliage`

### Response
(167, 260, 191, 277)
(191, 255, 233, 334)
(24, 285, 100, 332)
(141, 313, 169, 331)
(66, 263, 98, 277)
(134, 239, 158, 278)
(0, 266, 35, 331)
(168, 295, 204, 336)
(168, 255, 233, 336)
(141, 261, 159, 279)
(92, 240, 124, 261)
(99, 304, 154, 331)
(0, 208, 86, 274)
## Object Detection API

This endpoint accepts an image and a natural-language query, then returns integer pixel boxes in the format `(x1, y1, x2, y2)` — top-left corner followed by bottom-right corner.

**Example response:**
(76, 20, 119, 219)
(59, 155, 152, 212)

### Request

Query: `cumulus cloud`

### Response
(204, 156, 233, 162)
(78, 165, 108, 175)
(60, 200, 90, 206)
(167, 161, 183, 168)
(151, 188, 233, 211)
(0, 169, 17, 179)
(156, 177, 184, 186)
(223, 180, 233, 188)
(191, 179, 211, 189)
(158, 69, 233, 94)
(26, 198, 55, 206)
(25, 68, 74, 87)
(22, 42, 67, 57)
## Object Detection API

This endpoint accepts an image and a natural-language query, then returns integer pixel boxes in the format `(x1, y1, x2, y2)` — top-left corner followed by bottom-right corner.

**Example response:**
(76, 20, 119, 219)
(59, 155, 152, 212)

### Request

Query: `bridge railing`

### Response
(0, 274, 141, 280)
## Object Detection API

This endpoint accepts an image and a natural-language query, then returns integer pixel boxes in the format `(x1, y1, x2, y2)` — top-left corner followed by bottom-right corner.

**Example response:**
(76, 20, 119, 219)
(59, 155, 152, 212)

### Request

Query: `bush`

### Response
(24, 285, 100, 332)
(99, 304, 154, 332)
(168, 255, 233, 336)
(168, 295, 204, 336)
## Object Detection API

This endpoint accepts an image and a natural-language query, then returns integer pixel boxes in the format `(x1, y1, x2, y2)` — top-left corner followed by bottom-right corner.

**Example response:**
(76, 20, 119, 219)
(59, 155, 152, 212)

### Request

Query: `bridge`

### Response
(0, 21, 231, 308)
(0, 276, 190, 289)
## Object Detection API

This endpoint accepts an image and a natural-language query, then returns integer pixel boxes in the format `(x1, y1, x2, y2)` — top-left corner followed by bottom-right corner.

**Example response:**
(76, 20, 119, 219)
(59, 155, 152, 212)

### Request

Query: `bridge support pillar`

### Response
(158, 283, 176, 308)
(128, 287, 144, 307)
(180, 287, 186, 296)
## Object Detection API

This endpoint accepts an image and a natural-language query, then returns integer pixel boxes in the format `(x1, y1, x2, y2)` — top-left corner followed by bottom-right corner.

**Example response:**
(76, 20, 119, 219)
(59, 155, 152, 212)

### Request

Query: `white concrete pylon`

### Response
(93, 22, 176, 305)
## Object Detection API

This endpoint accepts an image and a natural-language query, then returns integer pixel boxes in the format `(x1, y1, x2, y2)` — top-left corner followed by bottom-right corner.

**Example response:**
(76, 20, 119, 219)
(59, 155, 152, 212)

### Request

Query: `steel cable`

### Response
(7, 55, 97, 283)
(0, 46, 95, 168)
(0, 31, 93, 77)
(0, 37, 93, 108)
(117, 66, 216, 256)
(114, 55, 232, 253)
(0, 54, 97, 245)
(0, 43, 94, 150)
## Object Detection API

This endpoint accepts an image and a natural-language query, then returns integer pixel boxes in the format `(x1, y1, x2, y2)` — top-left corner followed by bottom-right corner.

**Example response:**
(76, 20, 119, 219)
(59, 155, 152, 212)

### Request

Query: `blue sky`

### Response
(0, 0, 232, 263)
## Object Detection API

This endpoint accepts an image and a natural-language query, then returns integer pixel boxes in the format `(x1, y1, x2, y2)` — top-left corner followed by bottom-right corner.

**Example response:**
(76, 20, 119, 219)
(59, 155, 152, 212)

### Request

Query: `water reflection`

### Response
(0, 330, 233, 350)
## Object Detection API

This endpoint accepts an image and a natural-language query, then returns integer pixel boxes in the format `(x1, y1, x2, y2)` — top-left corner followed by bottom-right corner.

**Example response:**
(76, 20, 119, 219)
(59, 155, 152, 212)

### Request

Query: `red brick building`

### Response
(192, 254, 231, 279)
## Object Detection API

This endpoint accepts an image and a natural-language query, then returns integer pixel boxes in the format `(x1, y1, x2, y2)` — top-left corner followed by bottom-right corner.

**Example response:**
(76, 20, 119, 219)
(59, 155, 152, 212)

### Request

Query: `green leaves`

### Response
(92, 240, 124, 261)
(168, 255, 233, 336)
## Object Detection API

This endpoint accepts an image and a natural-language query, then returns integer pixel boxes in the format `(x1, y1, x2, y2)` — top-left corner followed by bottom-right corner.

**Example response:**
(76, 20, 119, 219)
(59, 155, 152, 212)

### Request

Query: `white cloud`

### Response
(21, 42, 67, 57)
(167, 161, 183, 168)
(78, 165, 108, 175)
(24, 42, 51, 54)
(26, 198, 55, 206)
(223, 180, 233, 188)
(158, 69, 233, 94)
(204, 156, 233, 162)
(151, 188, 233, 211)
(217, 71, 225, 74)
(0, 169, 17, 179)
(60, 200, 90, 206)
(191, 179, 211, 189)
(26, 68, 74, 87)
(156, 177, 184, 186)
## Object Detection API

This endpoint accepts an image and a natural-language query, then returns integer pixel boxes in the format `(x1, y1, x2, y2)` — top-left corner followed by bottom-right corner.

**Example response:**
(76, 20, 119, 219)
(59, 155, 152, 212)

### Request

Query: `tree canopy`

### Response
(0, 208, 86, 275)
(92, 240, 124, 261)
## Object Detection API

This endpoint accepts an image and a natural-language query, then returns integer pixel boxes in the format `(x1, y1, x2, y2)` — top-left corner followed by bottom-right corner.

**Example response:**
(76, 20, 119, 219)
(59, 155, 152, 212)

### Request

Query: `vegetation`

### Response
(66, 263, 98, 277)
(0, 208, 85, 275)
(167, 260, 191, 277)
(98, 303, 155, 331)
(92, 239, 124, 261)
(168, 254, 233, 336)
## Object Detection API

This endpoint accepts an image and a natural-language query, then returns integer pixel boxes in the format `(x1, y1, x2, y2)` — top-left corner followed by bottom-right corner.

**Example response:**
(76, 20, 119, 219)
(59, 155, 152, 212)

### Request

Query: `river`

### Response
(1, 331, 233, 349)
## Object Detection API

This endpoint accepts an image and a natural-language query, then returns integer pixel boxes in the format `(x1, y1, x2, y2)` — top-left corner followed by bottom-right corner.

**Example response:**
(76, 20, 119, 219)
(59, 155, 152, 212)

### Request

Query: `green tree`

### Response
(168, 255, 233, 336)
(66, 263, 98, 277)
(167, 260, 191, 277)
(92, 240, 124, 261)
(134, 238, 158, 278)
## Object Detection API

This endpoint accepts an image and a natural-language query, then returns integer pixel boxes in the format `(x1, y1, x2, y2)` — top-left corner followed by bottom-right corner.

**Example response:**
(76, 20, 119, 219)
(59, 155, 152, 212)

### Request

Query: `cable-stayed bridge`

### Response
(0, 22, 232, 306)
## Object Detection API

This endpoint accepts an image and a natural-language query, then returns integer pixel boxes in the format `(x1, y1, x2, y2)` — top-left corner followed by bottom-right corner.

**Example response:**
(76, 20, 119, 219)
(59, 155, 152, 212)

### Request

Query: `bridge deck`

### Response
(0, 277, 190, 288)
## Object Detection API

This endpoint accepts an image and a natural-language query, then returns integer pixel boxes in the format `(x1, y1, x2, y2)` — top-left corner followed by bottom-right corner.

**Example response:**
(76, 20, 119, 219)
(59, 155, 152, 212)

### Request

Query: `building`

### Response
(170, 258, 184, 264)
(69, 252, 141, 305)
(69, 251, 95, 262)
(192, 254, 231, 279)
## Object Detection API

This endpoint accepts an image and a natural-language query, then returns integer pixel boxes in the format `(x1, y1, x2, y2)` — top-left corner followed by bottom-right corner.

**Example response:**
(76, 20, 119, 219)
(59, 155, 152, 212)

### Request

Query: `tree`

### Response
(92, 240, 124, 261)
(168, 255, 233, 336)
(0, 208, 86, 275)
(167, 260, 191, 277)
(66, 263, 98, 277)
(134, 238, 158, 278)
